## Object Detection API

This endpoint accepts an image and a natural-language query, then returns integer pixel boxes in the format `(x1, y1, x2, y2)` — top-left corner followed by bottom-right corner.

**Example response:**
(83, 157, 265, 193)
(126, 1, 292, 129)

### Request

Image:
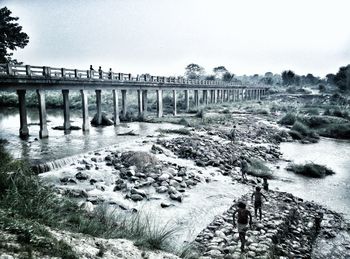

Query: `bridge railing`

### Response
(0, 63, 257, 88)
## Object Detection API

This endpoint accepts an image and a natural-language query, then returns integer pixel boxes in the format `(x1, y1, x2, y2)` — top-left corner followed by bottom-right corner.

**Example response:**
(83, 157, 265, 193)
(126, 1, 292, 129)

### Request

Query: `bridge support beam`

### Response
(17, 90, 29, 138)
(142, 90, 148, 114)
(95, 90, 102, 125)
(173, 90, 177, 116)
(194, 90, 199, 107)
(184, 90, 189, 112)
(62, 90, 71, 131)
(137, 90, 143, 117)
(112, 89, 120, 125)
(80, 90, 90, 130)
(156, 89, 163, 117)
(37, 90, 48, 138)
(121, 90, 127, 117)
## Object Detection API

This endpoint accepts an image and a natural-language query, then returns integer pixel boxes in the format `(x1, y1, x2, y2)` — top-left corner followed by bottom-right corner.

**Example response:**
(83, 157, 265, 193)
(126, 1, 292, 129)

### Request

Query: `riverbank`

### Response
(1, 94, 350, 258)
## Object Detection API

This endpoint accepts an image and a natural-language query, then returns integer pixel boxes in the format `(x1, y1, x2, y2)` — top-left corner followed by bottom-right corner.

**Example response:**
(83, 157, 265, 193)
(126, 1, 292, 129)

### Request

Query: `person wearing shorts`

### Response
(233, 202, 252, 252)
(251, 186, 267, 221)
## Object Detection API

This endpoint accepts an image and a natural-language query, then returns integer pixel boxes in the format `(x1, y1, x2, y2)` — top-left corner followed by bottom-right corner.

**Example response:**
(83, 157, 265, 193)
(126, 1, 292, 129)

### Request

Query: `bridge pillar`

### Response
(80, 90, 90, 130)
(17, 90, 29, 138)
(142, 90, 148, 114)
(112, 89, 120, 125)
(156, 89, 163, 117)
(62, 90, 71, 131)
(210, 90, 214, 103)
(221, 90, 224, 102)
(233, 89, 237, 102)
(173, 90, 177, 116)
(37, 90, 48, 138)
(121, 90, 127, 117)
(95, 90, 102, 125)
(137, 90, 143, 117)
(213, 90, 216, 103)
(184, 90, 189, 112)
(194, 90, 199, 107)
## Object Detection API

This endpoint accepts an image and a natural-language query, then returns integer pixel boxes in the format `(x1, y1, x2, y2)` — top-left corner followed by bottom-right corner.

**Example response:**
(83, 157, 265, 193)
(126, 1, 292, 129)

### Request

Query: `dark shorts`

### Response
(254, 201, 262, 209)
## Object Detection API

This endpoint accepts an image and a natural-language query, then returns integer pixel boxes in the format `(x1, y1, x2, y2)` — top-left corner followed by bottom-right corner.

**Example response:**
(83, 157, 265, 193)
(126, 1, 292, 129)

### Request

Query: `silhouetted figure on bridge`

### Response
(90, 65, 95, 78)
(98, 66, 103, 79)
(108, 68, 112, 79)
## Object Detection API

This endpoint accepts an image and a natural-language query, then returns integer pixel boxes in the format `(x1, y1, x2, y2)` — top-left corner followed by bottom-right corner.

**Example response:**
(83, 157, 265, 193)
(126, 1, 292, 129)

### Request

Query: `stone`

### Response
(170, 193, 183, 202)
(161, 202, 175, 208)
(75, 172, 89, 180)
(158, 173, 170, 181)
(156, 186, 168, 193)
(130, 194, 144, 201)
(131, 188, 147, 197)
(167, 186, 177, 195)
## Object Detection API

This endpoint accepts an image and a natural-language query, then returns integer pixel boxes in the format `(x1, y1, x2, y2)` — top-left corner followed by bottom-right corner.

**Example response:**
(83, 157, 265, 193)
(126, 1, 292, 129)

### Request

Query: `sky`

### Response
(2, 0, 350, 77)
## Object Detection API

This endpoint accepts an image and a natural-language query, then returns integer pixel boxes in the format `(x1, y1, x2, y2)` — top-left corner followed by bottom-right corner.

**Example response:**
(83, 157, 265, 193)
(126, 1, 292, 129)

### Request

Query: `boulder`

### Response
(130, 194, 144, 202)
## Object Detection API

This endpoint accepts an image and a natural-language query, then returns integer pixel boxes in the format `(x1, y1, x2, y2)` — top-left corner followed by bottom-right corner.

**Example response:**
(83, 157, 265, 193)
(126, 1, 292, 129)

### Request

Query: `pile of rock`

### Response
(159, 135, 281, 172)
(109, 151, 208, 203)
(194, 190, 344, 259)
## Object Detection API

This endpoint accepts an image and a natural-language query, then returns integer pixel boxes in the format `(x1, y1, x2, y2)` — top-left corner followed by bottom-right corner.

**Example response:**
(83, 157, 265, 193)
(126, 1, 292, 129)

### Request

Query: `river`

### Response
(1, 107, 350, 252)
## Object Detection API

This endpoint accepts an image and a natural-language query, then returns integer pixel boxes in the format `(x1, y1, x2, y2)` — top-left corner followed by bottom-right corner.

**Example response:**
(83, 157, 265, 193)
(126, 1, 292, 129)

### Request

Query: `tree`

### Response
(213, 66, 228, 79)
(222, 72, 233, 81)
(326, 73, 335, 85)
(185, 63, 204, 79)
(334, 65, 350, 92)
(0, 7, 29, 63)
(282, 70, 296, 86)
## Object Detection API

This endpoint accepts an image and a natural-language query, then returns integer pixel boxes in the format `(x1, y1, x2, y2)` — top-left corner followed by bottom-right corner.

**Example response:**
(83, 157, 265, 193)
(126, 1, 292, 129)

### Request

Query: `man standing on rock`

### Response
(251, 186, 267, 221)
(233, 202, 252, 252)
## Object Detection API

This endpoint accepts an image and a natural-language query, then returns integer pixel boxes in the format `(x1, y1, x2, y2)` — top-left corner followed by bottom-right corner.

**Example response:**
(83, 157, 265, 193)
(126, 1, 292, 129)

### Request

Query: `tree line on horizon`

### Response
(0, 6, 349, 93)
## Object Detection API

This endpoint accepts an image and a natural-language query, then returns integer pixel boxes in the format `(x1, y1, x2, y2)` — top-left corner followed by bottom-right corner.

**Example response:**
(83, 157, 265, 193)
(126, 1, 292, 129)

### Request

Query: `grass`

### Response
(286, 163, 335, 178)
(0, 143, 180, 256)
(157, 128, 191, 135)
(247, 158, 273, 179)
(279, 113, 297, 126)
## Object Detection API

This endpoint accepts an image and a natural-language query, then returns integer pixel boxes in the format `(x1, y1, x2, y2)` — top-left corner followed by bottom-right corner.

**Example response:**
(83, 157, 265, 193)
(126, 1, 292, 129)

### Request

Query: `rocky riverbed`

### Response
(34, 108, 350, 258)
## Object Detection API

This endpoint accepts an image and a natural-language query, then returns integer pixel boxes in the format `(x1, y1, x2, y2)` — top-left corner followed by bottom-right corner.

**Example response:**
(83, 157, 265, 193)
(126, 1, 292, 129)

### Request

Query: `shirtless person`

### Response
(251, 186, 267, 221)
(233, 202, 252, 252)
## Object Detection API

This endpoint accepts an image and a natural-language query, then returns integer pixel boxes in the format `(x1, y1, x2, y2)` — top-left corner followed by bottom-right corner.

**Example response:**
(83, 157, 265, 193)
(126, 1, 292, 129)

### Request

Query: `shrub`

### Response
(195, 109, 205, 119)
(246, 158, 273, 179)
(318, 123, 350, 139)
(286, 163, 335, 178)
(279, 113, 297, 125)
(291, 121, 310, 136)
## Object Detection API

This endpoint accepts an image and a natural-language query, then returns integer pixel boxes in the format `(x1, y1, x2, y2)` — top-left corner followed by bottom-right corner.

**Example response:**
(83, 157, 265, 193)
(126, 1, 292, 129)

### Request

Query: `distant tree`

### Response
(222, 72, 234, 81)
(334, 65, 350, 92)
(264, 72, 273, 77)
(213, 66, 228, 79)
(205, 75, 215, 80)
(185, 63, 204, 79)
(319, 84, 326, 92)
(305, 73, 318, 85)
(326, 73, 336, 85)
(260, 77, 273, 85)
(282, 70, 296, 86)
(0, 7, 29, 63)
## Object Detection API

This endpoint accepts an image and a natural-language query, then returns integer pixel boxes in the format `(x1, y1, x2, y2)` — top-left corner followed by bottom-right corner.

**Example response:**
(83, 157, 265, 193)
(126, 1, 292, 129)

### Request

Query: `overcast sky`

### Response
(3, 0, 350, 77)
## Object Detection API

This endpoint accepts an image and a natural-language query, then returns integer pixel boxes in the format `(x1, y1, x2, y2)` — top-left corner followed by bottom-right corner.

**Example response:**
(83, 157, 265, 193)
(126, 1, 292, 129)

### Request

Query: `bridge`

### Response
(0, 63, 268, 139)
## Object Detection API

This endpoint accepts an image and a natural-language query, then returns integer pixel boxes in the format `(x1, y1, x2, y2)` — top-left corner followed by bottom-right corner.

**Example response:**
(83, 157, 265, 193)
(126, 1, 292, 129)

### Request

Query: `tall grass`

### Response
(247, 158, 273, 179)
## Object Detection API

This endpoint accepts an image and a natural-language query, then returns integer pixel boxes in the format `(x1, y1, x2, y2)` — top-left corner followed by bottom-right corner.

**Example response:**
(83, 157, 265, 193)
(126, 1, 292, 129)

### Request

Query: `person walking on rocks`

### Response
(251, 186, 267, 221)
(233, 202, 252, 252)
(230, 125, 236, 143)
(241, 159, 249, 181)
(263, 177, 269, 191)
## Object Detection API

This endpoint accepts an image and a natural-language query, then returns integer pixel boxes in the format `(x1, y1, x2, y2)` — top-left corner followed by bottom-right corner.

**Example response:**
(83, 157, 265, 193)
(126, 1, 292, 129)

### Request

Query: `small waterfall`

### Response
(32, 155, 82, 174)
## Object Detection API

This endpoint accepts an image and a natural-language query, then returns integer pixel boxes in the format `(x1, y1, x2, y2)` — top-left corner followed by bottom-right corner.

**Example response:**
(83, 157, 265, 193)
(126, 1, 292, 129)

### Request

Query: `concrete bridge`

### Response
(0, 63, 268, 139)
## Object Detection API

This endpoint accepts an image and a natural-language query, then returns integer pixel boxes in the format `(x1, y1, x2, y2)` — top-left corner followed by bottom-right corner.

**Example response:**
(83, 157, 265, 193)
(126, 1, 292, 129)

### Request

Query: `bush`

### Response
(286, 163, 335, 178)
(246, 158, 273, 179)
(291, 121, 310, 136)
(279, 113, 297, 125)
(318, 123, 350, 139)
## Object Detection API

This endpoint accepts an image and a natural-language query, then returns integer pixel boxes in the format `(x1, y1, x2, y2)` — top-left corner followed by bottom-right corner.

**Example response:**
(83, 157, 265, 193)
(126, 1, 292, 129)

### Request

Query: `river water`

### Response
(1, 107, 350, 251)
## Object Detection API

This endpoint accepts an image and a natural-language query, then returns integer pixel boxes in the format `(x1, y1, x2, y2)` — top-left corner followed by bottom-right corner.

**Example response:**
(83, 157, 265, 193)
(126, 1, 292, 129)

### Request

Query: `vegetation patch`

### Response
(286, 163, 335, 178)
(246, 158, 273, 179)
(157, 128, 191, 136)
